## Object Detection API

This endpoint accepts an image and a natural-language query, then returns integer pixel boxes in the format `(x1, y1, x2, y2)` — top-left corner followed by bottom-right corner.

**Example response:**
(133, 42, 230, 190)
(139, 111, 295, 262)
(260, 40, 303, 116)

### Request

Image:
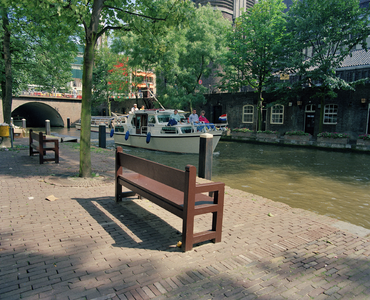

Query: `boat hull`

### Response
(114, 132, 222, 154)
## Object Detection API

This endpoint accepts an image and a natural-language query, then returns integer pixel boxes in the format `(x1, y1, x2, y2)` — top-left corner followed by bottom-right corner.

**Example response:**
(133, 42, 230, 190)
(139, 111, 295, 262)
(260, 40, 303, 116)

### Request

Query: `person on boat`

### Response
(189, 109, 199, 124)
(140, 105, 145, 110)
(199, 110, 215, 130)
(130, 104, 138, 113)
(168, 109, 182, 126)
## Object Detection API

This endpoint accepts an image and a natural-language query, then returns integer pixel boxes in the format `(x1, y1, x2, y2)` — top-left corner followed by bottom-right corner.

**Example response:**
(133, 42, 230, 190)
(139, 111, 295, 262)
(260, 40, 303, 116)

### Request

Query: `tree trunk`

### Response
(319, 94, 325, 134)
(79, 39, 94, 177)
(79, 0, 102, 178)
(257, 87, 263, 131)
(1, 8, 12, 125)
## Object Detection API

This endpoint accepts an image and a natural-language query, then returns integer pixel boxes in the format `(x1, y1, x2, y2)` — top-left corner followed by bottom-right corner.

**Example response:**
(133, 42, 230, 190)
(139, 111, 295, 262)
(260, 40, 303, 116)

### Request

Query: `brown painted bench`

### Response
(29, 129, 59, 164)
(115, 146, 225, 252)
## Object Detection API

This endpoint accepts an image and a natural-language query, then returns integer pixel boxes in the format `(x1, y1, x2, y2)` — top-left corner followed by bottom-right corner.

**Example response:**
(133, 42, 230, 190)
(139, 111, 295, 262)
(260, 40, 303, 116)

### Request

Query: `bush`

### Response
(358, 134, 370, 140)
(317, 132, 349, 138)
(257, 130, 279, 134)
(232, 128, 254, 133)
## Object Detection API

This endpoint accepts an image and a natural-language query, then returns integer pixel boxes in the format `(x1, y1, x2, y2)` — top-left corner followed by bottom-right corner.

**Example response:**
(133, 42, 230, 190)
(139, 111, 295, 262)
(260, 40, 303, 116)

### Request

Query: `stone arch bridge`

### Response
(1, 95, 82, 127)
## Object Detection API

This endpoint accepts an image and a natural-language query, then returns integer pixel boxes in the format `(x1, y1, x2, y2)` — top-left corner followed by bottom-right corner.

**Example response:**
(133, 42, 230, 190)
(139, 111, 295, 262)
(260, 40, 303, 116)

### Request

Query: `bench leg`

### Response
(212, 190, 224, 243)
(55, 148, 59, 163)
(212, 211, 223, 243)
(181, 215, 194, 252)
(115, 181, 122, 202)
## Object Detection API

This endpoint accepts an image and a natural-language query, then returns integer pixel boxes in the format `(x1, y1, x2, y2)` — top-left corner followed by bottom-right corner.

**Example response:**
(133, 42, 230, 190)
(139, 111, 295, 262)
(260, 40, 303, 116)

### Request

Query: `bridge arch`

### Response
(12, 102, 64, 127)
(2, 96, 82, 127)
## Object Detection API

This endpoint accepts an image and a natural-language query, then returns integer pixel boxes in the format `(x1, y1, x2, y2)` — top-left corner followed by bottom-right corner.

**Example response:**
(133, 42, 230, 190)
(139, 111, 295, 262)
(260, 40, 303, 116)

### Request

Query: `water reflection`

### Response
(45, 128, 370, 230)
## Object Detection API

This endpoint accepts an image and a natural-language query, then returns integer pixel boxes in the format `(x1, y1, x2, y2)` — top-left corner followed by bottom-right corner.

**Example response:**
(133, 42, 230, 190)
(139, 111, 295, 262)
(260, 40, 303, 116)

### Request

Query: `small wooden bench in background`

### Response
(29, 129, 59, 164)
(115, 146, 225, 252)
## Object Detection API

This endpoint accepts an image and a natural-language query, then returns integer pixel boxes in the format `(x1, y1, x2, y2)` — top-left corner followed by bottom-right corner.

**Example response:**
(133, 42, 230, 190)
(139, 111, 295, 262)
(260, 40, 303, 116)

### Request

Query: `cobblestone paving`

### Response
(1, 138, 369, 300)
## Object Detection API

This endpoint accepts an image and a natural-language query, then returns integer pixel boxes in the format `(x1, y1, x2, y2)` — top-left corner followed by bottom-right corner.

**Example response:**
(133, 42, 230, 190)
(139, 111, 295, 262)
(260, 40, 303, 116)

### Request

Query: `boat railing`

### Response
(161, 126, 177, 134)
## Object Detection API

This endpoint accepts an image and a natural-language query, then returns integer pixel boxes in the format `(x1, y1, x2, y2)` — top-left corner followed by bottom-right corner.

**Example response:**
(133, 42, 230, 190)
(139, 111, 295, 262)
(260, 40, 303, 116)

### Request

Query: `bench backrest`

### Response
(116, 147, 193, 191)
(30, 130, 43, 142)
(29, 129, 45, 144)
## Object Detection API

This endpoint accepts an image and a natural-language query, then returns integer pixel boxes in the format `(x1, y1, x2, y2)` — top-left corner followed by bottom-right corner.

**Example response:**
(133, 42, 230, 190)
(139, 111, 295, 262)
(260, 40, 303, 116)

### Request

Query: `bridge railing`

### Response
(19, 91, 82, 99)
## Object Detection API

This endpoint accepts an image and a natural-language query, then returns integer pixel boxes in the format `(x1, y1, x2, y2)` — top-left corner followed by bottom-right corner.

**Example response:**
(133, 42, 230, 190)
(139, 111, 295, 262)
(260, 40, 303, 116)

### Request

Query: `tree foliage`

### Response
(220, 0, 287, 130)
(112, 3, 231, 111)
(0, 2, 78, 124)
(93, 44, 131, 115)
(31, 0, 191, 178)
(283, 0, 370, 132)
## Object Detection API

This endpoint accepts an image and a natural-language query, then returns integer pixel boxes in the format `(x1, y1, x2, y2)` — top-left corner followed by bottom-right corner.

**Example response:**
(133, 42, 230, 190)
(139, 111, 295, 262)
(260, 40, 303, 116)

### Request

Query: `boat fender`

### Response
(125, 131, 130, 140)
(110, 128, 114, 137)
(146, 132, 151, 144)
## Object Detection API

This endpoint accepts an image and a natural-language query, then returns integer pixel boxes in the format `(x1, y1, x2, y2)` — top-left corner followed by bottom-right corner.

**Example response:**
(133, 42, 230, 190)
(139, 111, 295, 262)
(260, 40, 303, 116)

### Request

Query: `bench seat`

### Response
(118, 172, 220, 217)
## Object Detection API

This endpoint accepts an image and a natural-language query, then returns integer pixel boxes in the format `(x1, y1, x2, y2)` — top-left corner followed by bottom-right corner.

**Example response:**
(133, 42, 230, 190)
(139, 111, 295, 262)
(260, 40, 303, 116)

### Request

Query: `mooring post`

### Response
(198, 133, 213, 180)
(67, 117, 70, 129)
(22, 119, 26, 128)
(99, 123, 106, 148)
(45, 120, 51, 135)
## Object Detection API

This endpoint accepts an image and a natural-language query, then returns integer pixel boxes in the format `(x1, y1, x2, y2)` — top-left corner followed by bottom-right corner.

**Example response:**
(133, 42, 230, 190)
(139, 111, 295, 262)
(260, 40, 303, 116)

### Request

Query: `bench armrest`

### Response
(195, 182, 224, 194)
(43, 138, 59, 143)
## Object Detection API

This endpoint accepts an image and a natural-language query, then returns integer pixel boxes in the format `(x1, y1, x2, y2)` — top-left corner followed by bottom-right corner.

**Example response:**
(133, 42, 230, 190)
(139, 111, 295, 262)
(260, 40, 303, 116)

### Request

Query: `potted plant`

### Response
(256, 130, 279, 140)
(356, 134, 370, 146)
(284, 130, 311, 142)
(317, 132, 350, 144)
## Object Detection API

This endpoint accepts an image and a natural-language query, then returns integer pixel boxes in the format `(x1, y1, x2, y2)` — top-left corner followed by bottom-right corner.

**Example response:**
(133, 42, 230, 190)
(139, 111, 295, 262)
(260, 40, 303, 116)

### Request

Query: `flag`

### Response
(219, 114, 227, 121)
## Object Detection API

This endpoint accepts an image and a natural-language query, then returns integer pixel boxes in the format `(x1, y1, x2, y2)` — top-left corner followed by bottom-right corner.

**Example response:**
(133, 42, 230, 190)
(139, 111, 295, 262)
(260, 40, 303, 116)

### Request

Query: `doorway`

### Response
(261, 109, 267, 131)
(213, 105, 223, 124)
(305, 104, 316, 136)
(133, 114, 148, 134)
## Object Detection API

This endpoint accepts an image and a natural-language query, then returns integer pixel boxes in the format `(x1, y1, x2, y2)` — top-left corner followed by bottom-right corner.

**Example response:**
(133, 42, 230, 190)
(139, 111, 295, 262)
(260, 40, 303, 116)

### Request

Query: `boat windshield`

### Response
(157, 115, 171, 123)
(157, 113, 186, 124)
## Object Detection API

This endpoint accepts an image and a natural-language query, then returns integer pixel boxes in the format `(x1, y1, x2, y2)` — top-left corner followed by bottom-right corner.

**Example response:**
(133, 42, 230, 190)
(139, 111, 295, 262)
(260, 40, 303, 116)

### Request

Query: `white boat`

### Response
(75, 116, 116, 134)
(113, 109, 225, 154)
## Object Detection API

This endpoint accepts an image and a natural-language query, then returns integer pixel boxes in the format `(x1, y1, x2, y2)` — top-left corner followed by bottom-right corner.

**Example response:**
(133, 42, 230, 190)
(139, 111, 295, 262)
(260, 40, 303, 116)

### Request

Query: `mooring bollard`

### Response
(198, 133, 213, 180)
(99, 123, 106, 148)
(45, 120, 51, 135)
(22, 119, 26, 128)
(67, 117, 70, 129)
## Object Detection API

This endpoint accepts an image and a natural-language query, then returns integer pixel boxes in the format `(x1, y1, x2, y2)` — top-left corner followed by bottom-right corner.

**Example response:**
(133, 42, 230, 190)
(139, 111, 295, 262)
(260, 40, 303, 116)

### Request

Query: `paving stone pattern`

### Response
(1, 139, 370, 300)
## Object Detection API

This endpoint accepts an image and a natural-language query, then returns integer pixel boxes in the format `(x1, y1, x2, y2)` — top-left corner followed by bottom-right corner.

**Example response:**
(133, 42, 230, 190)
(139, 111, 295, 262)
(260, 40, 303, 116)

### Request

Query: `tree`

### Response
(285, 0, 370, 133)
(155, 4, 231, 110)
(93, 45, 131, 115)
(1, 3, 78, 125)
(112, 3, 231, 111)
(40, 0, 190, 178)
(220, 0, 287, 131)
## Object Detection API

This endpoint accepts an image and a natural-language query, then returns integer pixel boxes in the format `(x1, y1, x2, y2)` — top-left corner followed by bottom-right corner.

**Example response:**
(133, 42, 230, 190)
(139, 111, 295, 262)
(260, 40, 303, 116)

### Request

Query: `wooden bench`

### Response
(29, 129, 59, 164)
(115, 146, 225, 252)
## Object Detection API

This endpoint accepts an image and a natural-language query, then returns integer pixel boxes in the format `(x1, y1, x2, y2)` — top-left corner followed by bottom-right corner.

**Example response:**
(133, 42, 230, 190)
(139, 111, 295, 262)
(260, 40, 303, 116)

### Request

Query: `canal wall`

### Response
(221, 134, 370, 152)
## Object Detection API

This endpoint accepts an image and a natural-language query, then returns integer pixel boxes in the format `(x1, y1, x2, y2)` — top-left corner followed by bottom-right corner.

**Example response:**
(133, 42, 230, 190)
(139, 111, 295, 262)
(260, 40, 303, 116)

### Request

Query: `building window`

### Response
(323, 104, 338, 124)
(305, 104, 316, 112)
(242, 105, 254, 123)
(271, 104, 284, 124)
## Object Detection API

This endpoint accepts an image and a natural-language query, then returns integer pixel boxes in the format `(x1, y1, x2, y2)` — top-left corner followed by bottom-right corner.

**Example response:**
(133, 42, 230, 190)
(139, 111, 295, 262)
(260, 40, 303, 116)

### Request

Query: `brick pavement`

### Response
(1, 138, 370, 300)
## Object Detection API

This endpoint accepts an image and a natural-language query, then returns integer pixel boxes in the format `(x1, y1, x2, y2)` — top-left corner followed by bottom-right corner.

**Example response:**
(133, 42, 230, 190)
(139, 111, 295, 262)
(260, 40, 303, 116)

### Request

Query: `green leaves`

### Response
(221, 0, 287, 93)
(285, 0, 370, 91)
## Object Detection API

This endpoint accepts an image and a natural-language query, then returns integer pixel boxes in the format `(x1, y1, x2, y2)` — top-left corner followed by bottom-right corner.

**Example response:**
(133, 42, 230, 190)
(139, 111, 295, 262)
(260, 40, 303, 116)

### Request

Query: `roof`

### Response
(339, 49, 370, 68)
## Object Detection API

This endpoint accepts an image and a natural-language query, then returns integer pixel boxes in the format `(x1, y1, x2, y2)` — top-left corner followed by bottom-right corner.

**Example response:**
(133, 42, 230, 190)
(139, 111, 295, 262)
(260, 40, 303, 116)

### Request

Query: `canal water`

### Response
(42, 127, 370, 230)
